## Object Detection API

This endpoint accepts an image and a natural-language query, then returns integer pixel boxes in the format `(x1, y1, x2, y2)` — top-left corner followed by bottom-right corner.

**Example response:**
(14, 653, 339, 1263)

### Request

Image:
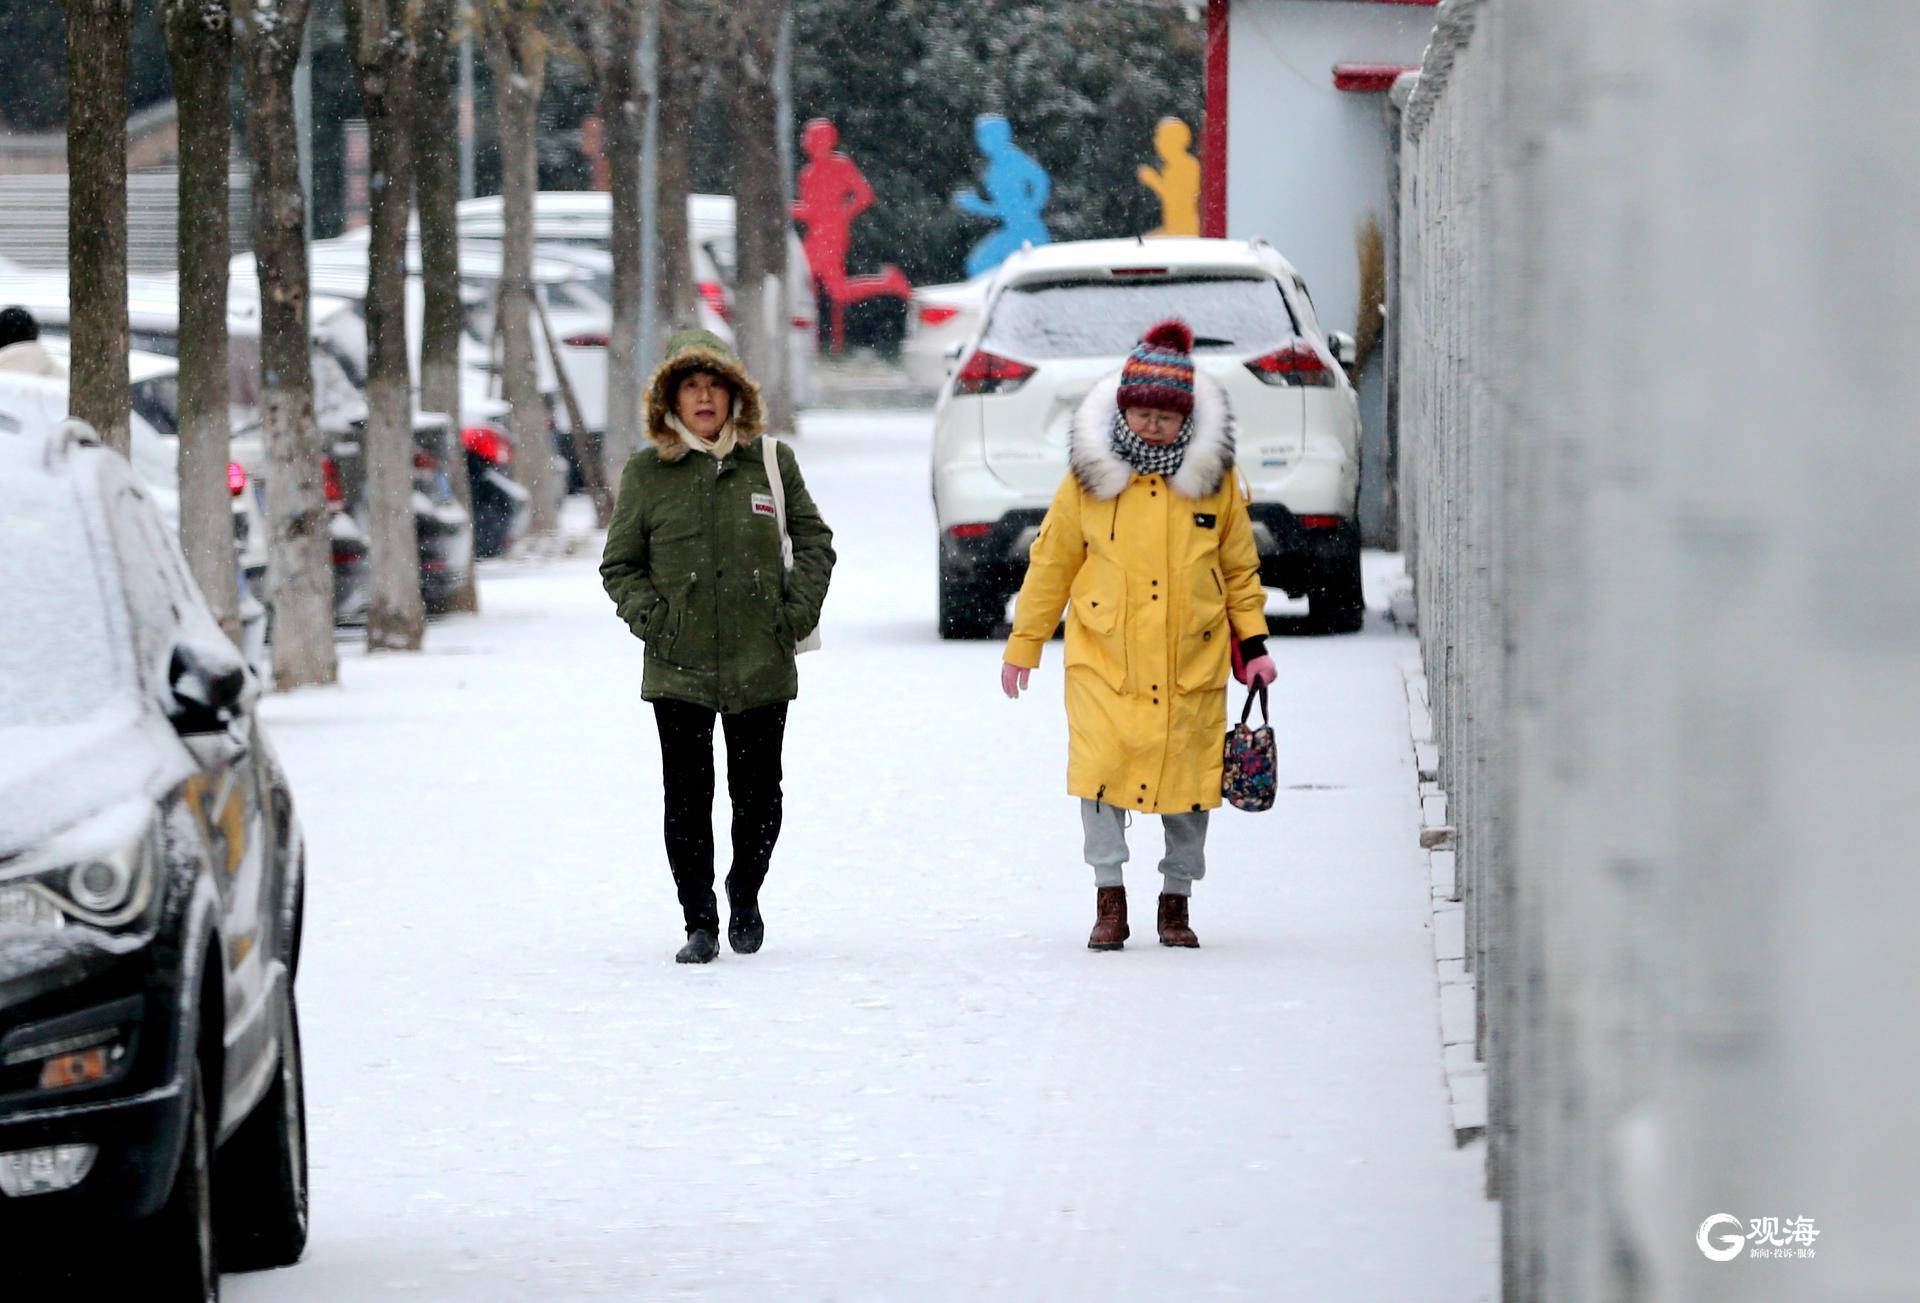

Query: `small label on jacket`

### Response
(1194, 512, 1217, 529)
(751, 493, 777, 518)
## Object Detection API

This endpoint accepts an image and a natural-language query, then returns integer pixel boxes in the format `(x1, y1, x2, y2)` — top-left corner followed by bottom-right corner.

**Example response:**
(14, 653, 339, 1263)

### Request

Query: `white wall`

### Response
(1226, 0, 1435, 335)
(1397, 1, 1920, 1297)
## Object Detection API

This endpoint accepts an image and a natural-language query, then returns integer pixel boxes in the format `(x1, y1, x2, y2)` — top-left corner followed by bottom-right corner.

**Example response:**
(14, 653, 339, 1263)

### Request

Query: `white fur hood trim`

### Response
(1066, 369, 1236, 501)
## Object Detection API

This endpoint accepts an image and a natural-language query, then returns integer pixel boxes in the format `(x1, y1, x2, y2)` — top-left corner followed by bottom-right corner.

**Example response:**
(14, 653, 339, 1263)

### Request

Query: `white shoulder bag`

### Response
(761, 435, 822, 654)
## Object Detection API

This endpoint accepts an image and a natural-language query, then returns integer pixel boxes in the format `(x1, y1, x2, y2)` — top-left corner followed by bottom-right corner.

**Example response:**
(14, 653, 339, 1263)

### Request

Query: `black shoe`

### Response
(727, 904, 765, 955)
(675, 930, 718, 964)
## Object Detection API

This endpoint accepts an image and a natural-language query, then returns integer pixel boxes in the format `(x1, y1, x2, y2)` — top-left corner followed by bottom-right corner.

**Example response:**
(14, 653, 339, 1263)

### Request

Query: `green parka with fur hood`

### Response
(600, 330, 835, 713)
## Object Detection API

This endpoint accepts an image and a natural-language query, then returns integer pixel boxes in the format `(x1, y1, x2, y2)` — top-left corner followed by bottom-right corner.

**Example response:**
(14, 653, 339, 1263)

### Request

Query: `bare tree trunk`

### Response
(415, 0, 476, 612)
(239, 0, 336, 689)
(166, 0, 239, 644)
(654, 0, 699, 334)
(64, 0, 132, 456)
(725, 0, 792, 432)
(603, 0, 646, 481)
(345, 0, 427, 651)
(485, 11, 558, 537)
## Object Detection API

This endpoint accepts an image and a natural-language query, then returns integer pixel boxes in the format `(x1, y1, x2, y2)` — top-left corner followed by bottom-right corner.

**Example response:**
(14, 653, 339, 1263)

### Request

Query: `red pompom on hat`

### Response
(1142, 319, 1194, 352)
(1117, 317, 1197, 416)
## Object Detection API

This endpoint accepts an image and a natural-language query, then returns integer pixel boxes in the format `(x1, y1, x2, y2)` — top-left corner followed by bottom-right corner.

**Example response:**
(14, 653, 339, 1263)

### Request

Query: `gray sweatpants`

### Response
(1080, 798, 1209, 897)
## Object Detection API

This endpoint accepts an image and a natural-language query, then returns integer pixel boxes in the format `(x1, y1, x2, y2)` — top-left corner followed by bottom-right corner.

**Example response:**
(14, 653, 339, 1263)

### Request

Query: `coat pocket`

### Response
(1176, 566, 1231, 691)
(1064, 563, 1128, 693)
(649, 574, 696, 665)
(753, 567, 797, 653)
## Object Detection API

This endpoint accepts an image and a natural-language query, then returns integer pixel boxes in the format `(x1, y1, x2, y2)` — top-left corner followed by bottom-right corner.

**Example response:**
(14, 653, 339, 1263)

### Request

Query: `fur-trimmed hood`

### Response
(1067, 368, 1235, 501)
(643, 329, 766, 462)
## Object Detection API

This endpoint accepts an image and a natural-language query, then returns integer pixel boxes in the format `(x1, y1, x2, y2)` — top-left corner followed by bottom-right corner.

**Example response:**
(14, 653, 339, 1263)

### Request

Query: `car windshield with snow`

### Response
(979, 273, 1298, 359)
(0, 486, 128, 728)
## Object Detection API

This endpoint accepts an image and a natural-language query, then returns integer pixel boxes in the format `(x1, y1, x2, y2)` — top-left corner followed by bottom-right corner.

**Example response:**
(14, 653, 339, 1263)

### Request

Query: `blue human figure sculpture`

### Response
(954, 114, 1053, 277)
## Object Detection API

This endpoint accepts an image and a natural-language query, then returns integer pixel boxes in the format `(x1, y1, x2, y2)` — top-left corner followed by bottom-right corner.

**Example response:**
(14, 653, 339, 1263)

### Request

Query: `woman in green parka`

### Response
(600, 330, 836, 964)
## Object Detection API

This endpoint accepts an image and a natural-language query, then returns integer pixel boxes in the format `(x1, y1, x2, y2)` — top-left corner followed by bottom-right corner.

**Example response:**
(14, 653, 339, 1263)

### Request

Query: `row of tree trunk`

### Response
(61, 0, 794, 688)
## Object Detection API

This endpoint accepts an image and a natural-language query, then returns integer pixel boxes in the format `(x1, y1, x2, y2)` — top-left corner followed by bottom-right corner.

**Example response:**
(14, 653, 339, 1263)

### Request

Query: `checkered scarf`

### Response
(1109, 410, 1193, 479)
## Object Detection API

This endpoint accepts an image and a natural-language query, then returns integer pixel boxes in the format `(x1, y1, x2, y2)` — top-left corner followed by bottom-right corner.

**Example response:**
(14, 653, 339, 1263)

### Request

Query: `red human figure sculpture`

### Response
(792, 118, 911, 353)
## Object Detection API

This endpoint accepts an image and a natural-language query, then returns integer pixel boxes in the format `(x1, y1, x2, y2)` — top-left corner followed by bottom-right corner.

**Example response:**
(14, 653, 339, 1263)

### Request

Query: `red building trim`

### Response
(1203, 0, 1230, 237)
(1333, 63, 1421, 92)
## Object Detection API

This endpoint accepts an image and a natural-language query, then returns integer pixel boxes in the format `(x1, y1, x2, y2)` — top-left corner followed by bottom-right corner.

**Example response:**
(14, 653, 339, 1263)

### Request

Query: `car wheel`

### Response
(938, 570, 999, 640)
(215, 984, 310, 1271)
(141, 1057, 219, 1301)
(1310, 541, 1366, 635)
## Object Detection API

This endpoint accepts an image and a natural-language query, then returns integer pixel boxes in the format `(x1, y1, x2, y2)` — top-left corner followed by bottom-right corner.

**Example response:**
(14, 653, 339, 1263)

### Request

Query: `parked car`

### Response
(930, 236, 1365, 638)
(0, 418, 308, 1296)
(218, 277, 482, 618)
(902, 273, 992, 390)
(444, 240, 614, 493)
(293, 249, 570, 525)
(451, 190, 817, 405)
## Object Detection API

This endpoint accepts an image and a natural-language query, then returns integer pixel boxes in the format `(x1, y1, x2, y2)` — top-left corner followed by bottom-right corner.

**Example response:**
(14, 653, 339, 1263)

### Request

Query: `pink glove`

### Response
(1242, 654, 1277, 690)
(1000, 662, 1031, 699)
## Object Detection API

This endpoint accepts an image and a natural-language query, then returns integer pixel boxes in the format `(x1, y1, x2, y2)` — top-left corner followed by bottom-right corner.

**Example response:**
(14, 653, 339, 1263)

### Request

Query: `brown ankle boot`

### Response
(1157, 893, 1199, 947)
(1088, 886, 1129, 950)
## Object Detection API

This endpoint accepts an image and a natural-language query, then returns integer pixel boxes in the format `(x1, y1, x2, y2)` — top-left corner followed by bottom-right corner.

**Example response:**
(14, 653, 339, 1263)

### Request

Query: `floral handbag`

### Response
(1222, 685, 1277, 813)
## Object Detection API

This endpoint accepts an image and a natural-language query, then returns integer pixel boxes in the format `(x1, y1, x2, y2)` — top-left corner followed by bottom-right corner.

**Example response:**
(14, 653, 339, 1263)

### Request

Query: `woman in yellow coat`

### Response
(1001, 320, 1277, 950)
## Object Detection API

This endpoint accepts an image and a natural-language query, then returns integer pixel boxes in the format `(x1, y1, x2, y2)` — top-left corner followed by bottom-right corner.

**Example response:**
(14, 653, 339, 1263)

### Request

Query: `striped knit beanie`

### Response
(1117, 319, 1196, 416)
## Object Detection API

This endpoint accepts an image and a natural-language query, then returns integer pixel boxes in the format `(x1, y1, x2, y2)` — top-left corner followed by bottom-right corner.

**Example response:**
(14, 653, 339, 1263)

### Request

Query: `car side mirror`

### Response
(1328, 332, 1357, 367)
(167, 641, 253, 738)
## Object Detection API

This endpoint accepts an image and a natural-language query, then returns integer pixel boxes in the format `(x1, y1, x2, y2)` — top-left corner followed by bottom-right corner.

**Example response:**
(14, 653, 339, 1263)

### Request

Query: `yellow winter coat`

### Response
(1004, 371, 1268, 814)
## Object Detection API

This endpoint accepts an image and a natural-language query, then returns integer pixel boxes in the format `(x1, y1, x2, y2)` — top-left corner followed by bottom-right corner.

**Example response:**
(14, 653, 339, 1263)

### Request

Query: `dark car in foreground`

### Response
(0, 419, 308, 1298)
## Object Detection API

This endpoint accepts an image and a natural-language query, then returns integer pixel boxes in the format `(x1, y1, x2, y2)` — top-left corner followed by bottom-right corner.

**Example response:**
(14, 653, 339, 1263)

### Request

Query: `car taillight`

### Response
(461, 424, 513, 466)
(952, 350, 1035, 397)
(919, 304, 961, 327)
(563, 332, 608, 348)
(227, 461, 248, 496)
(697, 281, 732, 323)
(947, 523, 994, 539)
(791, 315, 813, 331)
(321, 457, 344, 508)
(412, 449, 437, 473)
(1245, 341, 1335, 388)
(1298, 515, 1344, 530)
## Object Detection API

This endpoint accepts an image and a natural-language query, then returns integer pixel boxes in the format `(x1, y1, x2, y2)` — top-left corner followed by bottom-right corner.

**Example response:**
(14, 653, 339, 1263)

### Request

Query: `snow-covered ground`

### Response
(234, 410, 1498, 1302)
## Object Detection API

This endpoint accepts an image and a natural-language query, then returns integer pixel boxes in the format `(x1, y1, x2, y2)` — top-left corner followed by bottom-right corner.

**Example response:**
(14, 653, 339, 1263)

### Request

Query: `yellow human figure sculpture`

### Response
(1138, 117, 1201, 238)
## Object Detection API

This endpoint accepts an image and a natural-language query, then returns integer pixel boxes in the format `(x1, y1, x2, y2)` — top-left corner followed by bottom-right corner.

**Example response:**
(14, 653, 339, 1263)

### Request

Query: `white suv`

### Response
(930, 237, 1365, 637)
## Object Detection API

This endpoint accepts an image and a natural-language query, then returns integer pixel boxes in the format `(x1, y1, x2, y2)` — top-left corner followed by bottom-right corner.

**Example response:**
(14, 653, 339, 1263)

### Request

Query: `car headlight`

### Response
(0, 884, 66, 931)
(0, 825, 155, 931)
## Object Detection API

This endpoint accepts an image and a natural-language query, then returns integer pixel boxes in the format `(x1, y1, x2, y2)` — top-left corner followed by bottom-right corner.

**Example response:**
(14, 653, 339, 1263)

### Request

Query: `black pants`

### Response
(652, 698, 788, 935)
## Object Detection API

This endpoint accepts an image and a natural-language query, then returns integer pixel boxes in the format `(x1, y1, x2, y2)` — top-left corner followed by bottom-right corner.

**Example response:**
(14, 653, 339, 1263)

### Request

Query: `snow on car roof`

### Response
(302, 240, 584, 290)
(995, 237, 1299, 285)
(34, 336, 176, 386)
(455, 190, 735, 232)
(4, 271, 262, 339)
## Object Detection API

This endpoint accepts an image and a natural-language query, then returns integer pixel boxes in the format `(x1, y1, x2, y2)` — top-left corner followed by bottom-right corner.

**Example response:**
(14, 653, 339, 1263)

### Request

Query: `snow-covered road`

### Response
(235, 410, 1497, 1302)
